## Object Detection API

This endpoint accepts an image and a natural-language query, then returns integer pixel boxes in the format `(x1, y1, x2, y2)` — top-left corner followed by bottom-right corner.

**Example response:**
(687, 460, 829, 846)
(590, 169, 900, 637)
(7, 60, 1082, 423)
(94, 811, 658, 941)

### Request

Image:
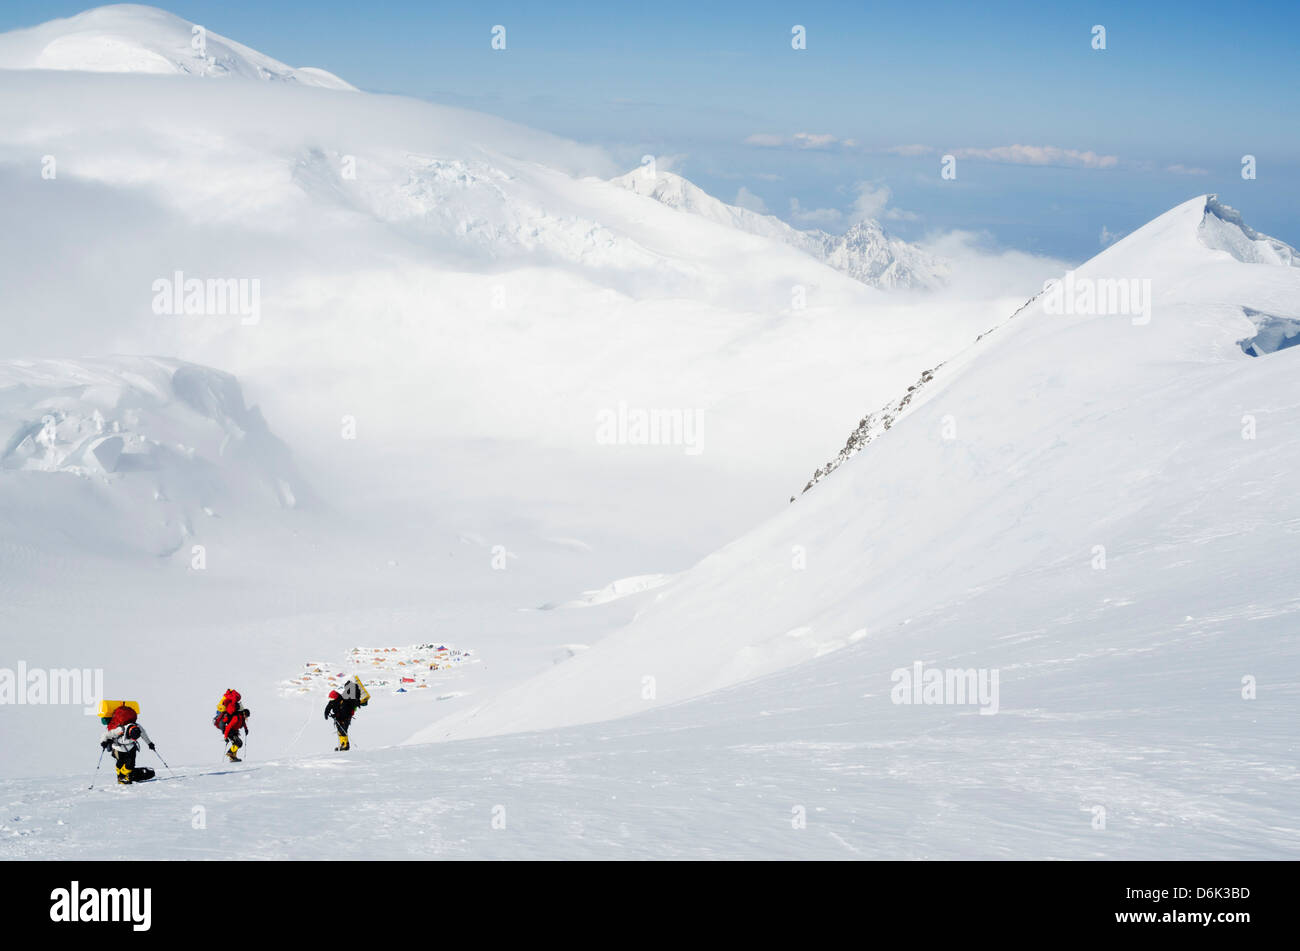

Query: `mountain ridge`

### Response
(612, 168, 949, 290)
(0, 4, 355, 89)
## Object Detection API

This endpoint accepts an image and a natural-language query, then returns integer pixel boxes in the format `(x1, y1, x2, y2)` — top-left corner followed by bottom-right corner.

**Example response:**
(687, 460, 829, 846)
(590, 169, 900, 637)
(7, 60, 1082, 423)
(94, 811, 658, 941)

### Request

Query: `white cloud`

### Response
(952, 144, 1119, 169)
(917, 229, 1071, 301)
(786, 183, 921, 231)
(1099, 226, 1123, 246)
(792, 132, 854, 150)
(847, 182, 919, 224)
(653, 153, 689, 173)
(859, 183, 919, 222)
(851, 183, 892, 221)
(877, 144, 935, 156)
(788, 197, 842, 227)
(1166, 163, 1209, 176)
(733, 186, 768, 213)
(744, 132, 854, 151)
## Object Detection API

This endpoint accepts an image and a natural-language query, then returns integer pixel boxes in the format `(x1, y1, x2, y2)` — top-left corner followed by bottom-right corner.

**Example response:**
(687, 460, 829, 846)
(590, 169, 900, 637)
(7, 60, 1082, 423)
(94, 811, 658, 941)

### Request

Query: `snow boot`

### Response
(116, 764, 131, 785)
(336, 735, 350, 751)
(226, 746, 241, 762)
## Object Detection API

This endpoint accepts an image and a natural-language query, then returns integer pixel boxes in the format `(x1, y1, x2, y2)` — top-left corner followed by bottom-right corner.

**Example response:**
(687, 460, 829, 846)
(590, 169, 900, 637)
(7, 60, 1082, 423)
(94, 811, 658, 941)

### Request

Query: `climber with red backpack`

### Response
(100, 703, 156, 785)
(213, 688, 252, 762)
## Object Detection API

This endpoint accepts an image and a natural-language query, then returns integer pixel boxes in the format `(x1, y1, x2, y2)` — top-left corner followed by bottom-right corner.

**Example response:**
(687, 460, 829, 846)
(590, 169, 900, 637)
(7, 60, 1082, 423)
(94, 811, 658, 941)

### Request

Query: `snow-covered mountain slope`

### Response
(799, 196, 1300, 496)
(795, 292, 1047, 495)
(0, 9, 1293, 859)
(6, 629, 1294, 859)
(0, 27, 1022, 537)
(0, 356, 304, 557)
(414, 194, 1300, 749)
(0, 9, 1051, 793)
(0, 4, 354, 89)
(612, 168, 949, 290)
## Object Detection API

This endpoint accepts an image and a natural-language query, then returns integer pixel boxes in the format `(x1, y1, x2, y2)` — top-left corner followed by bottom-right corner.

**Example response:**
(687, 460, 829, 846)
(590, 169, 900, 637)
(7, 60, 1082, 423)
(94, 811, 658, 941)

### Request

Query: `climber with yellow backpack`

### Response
(324, 675, 369, 750)
(97, 701, 157, 785)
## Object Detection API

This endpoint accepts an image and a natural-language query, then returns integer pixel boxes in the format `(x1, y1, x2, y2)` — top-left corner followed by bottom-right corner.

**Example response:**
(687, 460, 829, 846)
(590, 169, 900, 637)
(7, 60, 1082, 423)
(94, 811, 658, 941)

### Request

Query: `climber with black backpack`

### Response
(324, 675, 370, 751)
(213, 688, 252, 762)
(100, 704, 156, 785)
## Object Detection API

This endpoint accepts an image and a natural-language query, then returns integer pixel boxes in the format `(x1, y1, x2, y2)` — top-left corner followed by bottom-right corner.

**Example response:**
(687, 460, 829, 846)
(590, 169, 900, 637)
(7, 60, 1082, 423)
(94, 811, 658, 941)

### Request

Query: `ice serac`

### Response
(0, 4, 355, 89)
(0, 356, 306, 557)
(1200, 195, 1298, 266)
(1238, 308, 1300, 356)
(611, 168, 948, 290)
(413, 193, 1300, 743)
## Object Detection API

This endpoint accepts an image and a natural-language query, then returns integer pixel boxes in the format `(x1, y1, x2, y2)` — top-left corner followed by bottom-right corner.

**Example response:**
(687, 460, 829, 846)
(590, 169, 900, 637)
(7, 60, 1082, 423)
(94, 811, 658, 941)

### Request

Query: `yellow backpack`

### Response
(98, 700, 139, 726)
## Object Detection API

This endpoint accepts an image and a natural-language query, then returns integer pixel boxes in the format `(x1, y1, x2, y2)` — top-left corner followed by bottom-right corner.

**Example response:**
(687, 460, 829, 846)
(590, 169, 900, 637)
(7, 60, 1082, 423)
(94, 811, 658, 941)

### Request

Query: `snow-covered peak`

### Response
(1091, 194, 1298, 271)
(0, 4, 355, 89)
(611, 167, 948, 290)
(612, 167, 807, 240)
(799, 194, 1299, 496)
(818, 219, 949, 290)
(612, 168, 703, 208)
(1201, 195, 1298, 266)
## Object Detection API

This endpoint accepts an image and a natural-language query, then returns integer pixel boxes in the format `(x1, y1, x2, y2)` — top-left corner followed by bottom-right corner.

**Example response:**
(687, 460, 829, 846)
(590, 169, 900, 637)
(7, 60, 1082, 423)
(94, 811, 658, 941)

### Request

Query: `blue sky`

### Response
(3, 0, 1298, 259)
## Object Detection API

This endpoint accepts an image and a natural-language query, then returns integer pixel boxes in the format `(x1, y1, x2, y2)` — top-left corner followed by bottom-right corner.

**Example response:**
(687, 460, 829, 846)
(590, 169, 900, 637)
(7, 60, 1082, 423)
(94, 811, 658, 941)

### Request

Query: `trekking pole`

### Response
(151, 745, 174, 774)
(88, 747, 106, 790)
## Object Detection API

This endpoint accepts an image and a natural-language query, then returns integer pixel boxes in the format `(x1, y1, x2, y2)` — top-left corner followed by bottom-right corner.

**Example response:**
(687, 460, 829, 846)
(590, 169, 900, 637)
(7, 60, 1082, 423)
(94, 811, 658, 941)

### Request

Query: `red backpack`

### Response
(214, 689, 243, 732)
(106, 705, 138, 731)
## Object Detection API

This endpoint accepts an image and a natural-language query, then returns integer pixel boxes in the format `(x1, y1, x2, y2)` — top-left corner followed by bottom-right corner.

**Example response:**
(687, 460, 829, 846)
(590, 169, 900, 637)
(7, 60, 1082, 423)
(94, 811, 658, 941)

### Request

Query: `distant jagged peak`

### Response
(612, 166, 948, 290)
(818, 218, 950, 290)
(0, 4, 355, 90)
